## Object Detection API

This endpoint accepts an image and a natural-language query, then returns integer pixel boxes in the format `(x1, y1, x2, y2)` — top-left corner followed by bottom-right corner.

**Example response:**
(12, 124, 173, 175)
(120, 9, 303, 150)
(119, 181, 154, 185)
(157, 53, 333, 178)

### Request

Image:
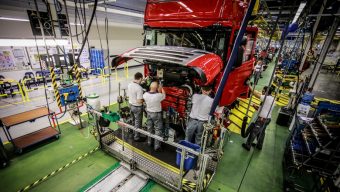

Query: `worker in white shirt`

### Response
(143, 82, 166, 151)
(185, 86, 213, 146)
(254, 59, 263, 85)
(127, 72, 144, 141)
(242, 85, 275, 151)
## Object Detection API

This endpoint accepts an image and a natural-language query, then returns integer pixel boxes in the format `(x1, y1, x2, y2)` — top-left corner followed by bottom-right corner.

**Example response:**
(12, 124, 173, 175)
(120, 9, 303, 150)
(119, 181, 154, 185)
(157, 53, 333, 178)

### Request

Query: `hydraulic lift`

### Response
(84, 108, 224, 192)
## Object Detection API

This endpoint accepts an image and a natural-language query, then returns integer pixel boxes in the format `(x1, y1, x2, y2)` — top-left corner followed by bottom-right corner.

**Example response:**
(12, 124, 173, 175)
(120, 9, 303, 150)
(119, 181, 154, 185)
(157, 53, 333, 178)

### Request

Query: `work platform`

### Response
(97, 128, 216, 191)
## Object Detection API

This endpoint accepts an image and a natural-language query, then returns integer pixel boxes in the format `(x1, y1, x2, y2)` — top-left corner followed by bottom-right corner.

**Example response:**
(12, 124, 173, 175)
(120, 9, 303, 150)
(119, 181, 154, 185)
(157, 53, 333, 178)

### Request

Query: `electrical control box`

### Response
(58, 84, 79, 106)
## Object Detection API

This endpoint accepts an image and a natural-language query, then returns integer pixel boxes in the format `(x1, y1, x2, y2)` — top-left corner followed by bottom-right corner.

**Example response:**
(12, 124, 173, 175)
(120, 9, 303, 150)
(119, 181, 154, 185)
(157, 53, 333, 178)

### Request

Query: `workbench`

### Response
(0, 107, 60, 153)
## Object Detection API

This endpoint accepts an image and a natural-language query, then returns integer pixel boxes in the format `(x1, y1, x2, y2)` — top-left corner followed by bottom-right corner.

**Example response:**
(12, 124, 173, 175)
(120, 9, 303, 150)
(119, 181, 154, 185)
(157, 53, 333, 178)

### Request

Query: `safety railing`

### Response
(114, 121, 210, 192)
(89, 105, 220, 192)
(0, 79, 26, 102)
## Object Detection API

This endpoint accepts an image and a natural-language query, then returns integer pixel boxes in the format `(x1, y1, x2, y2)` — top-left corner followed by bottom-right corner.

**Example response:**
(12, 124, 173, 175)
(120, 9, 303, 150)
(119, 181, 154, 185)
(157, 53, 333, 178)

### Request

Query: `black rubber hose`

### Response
(74, 0, 98, 63)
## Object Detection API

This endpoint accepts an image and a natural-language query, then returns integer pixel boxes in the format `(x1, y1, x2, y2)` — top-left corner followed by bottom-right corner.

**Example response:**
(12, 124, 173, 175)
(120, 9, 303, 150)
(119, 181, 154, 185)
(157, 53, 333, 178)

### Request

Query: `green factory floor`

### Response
(0, 61, 289, 192)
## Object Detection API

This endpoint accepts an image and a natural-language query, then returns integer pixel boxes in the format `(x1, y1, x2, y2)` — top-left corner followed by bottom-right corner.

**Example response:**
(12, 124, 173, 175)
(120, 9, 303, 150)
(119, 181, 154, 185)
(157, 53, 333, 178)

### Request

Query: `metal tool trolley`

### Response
(0, 107, 60, 153)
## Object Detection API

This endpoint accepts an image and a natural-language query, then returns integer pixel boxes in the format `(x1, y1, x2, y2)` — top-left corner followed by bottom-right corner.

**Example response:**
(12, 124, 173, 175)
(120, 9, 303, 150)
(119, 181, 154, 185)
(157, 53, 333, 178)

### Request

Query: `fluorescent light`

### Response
(0, 17, 29, 22)
(0, 17, 84, 26)
(70, 22, 84, 26)
(292, 2, 307, 23)
(0, 39, 68, 47)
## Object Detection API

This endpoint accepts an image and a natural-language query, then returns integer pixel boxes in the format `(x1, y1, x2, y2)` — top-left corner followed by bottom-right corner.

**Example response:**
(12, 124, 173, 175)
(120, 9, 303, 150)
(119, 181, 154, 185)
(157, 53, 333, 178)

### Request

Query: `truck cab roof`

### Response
(145, 0, 250, 28)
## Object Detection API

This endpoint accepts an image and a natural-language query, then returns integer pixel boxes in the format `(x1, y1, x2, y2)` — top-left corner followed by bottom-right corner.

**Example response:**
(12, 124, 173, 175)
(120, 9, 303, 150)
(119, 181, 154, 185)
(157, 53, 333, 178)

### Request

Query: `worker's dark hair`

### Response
(241, 36, 247, 46)
(263, 86, 274, 95)
(201, 86, 212, 92)
(134, 72, 143, 80)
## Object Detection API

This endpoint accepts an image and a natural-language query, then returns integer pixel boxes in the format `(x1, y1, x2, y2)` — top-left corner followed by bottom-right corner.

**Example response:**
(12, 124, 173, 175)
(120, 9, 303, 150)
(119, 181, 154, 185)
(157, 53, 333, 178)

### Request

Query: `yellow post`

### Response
(49, 67, 62, 108)
(115, 67, 118, 80)
(124, 62, 129, 79)
(97, 68, 104, 84)
(73, 64, 83, 98)
(16, 80, 26, 103)
(21, 78, 31, 102)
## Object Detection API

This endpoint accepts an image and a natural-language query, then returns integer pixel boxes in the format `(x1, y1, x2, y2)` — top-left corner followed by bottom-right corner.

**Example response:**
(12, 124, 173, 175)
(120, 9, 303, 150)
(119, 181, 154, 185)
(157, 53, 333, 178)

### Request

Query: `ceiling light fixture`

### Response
(292, 2, 307, 24)
(0, 39, 68, 47)
(0, 17, 29, 22)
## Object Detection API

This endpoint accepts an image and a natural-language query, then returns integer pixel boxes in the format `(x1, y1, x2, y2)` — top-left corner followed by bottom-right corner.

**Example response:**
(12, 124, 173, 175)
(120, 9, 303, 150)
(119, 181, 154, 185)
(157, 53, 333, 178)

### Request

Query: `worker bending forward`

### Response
(143, 82, 166, 151)
(242, 86, 275, 151)
(186, 86, 213, 146)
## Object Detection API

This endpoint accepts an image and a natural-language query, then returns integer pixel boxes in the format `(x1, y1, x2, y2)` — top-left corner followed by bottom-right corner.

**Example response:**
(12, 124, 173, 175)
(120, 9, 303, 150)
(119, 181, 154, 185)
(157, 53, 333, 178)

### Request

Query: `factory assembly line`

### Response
(81, 0, 258, 191)
(2, 0, 340, 191)
(1, 0, 259, 191)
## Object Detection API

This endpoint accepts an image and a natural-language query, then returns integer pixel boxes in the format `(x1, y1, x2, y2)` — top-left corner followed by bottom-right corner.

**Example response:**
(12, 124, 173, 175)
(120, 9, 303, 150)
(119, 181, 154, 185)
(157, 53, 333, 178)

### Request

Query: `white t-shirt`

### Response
(189, 94, 213, 121)
(128, 82, 143, 106)
(259, 95, 275, 118)
(255, 63, 263, 72)
(143, 92, 166, 112)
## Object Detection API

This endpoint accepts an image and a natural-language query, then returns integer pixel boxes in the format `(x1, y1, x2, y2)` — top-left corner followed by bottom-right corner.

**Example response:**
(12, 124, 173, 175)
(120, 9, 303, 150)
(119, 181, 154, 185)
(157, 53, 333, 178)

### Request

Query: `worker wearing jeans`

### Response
(143, 82, 166, 151)
(127, 72, 144, 141)
(185, 86, 213, 146)
(242, 86, 275, 150)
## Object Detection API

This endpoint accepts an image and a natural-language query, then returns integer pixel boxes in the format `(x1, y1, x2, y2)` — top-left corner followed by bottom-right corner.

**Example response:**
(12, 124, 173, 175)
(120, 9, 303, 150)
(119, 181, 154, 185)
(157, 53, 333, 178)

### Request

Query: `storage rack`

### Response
(0, 107, 60, 153)
(283, 114, 340, 191)
(90, 49, 105, 75)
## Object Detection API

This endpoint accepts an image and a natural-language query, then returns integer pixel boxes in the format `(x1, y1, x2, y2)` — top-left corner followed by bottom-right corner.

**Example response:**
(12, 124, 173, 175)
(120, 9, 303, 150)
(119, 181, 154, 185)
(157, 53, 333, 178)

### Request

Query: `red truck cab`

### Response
(113, 0, 257, 116)
(144, 0, 257, 105)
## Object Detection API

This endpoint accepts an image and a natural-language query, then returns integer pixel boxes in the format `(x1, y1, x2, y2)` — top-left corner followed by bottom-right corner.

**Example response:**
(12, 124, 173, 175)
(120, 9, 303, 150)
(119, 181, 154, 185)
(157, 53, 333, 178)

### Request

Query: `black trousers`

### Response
(245, 117, 271, 148)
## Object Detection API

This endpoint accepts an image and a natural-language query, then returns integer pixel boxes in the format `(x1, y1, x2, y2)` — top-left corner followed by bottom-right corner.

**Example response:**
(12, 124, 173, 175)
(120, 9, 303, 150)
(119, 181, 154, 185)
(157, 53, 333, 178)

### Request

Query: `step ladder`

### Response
(84, 162, 149, 192)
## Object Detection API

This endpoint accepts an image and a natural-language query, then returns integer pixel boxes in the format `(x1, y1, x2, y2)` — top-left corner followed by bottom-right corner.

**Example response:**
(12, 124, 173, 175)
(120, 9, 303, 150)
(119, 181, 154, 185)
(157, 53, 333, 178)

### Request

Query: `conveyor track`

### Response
(84, 164, 148, 192)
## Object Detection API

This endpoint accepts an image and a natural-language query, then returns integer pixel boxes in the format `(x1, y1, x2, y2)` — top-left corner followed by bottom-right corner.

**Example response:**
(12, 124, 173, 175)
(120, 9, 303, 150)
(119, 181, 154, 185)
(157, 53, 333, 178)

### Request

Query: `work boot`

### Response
(242, 143, 250, 151)
(251, 143, 262, 150)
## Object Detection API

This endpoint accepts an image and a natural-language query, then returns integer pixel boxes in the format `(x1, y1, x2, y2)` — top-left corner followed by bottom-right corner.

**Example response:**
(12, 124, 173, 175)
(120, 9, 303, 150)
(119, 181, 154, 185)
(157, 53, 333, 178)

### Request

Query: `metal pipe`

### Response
(308, 13, 340, 17)
(209, 0, 256, 115)
(308, 12, 340, 88)
(177, 149, 186, 190)
(299, 0, 327, 71)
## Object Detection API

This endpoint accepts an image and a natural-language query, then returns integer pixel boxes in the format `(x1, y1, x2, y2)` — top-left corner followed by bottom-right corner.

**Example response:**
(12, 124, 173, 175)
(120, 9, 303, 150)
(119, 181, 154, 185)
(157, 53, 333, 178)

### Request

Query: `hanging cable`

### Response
(94, 13, 103, 50)
(80, 0, 91, 57)
(75, 0, 98, 63)
(241, 0, 286, 138)
(237, 1, 298, 190)
(209, 0, 257, 115)
(103, 0, 112, 106)
(32, 0, 65, 125)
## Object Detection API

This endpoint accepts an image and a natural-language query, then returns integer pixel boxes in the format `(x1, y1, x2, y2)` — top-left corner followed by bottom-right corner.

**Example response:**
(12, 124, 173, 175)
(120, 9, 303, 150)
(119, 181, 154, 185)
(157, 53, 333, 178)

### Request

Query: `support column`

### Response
(308, 10, 340, 89)
(299, 0, 327, 71)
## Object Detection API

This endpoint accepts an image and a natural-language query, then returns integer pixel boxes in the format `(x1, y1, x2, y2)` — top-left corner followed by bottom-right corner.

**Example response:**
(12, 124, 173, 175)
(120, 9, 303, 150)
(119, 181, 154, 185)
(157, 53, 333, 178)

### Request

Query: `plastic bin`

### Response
(176, 140, 201, 170)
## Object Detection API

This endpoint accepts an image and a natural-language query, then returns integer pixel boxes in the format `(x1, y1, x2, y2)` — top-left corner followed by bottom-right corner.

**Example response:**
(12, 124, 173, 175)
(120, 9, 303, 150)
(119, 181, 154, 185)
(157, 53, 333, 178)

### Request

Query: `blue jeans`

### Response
(146, 112, 163, 150)
(185, 118, 206, 146)
(130, 104, 143, 140)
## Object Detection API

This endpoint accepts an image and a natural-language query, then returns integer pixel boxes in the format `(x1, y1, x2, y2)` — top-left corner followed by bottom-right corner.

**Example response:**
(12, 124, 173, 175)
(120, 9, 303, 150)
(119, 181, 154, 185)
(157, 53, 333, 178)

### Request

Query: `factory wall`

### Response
(0, 20, 143, 81)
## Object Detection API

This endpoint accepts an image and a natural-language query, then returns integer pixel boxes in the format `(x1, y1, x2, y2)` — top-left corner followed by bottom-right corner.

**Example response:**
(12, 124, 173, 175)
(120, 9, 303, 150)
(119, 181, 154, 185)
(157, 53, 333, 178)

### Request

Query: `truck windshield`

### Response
(144, 28, 231, 60)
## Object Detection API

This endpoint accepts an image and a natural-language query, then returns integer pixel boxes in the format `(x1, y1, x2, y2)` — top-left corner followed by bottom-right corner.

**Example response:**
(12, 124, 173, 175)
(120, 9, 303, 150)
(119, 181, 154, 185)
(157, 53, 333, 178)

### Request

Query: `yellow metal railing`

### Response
(0, 79, 26, 102)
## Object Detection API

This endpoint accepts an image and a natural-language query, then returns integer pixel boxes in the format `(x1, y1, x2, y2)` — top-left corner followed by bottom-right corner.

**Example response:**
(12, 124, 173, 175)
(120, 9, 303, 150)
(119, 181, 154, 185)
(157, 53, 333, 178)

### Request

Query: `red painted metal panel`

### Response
(145, 0, 249, 27)
(187, 53, 223, 85)
(161, 87, 191, 117)
(215, 58, 255, 106)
